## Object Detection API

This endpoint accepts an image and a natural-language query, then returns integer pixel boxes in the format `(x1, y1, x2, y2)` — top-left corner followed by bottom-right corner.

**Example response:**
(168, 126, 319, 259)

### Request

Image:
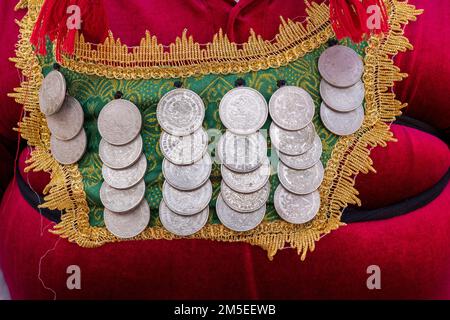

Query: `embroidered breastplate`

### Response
(12, 0, 421, 260)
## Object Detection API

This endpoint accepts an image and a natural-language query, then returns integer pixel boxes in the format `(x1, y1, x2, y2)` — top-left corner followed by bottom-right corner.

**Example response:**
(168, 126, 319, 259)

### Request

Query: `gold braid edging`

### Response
(60, 2, 333, 80)
(10, 0, 422, 260)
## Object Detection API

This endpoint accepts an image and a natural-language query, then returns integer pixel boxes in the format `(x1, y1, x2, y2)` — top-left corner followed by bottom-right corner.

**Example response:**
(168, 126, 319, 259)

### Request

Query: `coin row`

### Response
(97, 98, 150, 239)
(157, 88, 212, 236)
(216, 86, 270, 232)
(39, 70, 87, 165)
(268, 86, 323, 224)
(318, 45, 365, 136)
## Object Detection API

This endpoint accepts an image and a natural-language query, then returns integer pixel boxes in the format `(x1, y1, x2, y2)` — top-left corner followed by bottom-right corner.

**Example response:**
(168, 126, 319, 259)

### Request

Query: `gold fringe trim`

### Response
(10, 0, 422, 260)
(60, 2, 333, 79)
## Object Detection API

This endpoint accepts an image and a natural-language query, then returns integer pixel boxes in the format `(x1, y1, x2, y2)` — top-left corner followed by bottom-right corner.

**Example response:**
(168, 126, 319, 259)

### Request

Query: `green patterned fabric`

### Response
(39, 39, 367, 228)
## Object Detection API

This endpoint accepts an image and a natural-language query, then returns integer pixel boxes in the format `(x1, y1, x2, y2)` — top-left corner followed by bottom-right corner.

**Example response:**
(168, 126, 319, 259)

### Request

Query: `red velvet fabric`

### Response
(355, 124, 450, 209)
(1, 177, 450, 299)
(0, 0, 25, 195)
(396, 0, 450, 131)
(1, 0, 450, 299)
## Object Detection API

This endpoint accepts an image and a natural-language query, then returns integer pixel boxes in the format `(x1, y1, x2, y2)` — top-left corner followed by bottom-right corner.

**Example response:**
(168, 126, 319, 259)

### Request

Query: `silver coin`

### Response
(277, 135, 322, 170)
(221, 157, 271, 194)
(278, 161, 324, 195)
(320, 102, 364, 136)
(102, 153, 147, 189)
(104, 200, 150, 239)
(219, 87, 268, 134)
(100, 179, 146, 213)
(46, 96, 84, 141)
(274, 185, 320, 224)
(156, 88, 205, 136)
(99, 135, 143, 169)
(217, 130, 267, 173)
(50, 128, 86, 165)
(163, 153, 212, 191)
(269, 122, 315, 156)
(320, 79, 364, 112)
(216, 194, 265, 232)
(159, 200, 209, 236)
(39, 70, 66, 116)
(269, 86, 315, 130)
(160, 128, 208, 165)
(318, 45, 364, 88)
(98, 99, 142, 146)
(162, 180, 212, 216)
(221, 180, 270, 213)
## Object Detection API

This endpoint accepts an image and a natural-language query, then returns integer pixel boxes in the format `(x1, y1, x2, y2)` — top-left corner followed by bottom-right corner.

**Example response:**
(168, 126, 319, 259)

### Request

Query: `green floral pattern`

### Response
(40, 39, 367, 228)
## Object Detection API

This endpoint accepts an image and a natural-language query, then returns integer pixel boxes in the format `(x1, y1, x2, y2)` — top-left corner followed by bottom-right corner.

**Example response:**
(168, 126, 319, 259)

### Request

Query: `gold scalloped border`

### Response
(10, 0, 422, 260)
(60, 2, 332, 80)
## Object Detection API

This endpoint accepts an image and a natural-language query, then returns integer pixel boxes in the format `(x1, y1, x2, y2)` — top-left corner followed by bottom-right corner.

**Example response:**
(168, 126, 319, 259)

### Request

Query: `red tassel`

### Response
(30, 0, 109, 60)
(329, 0, 389, 43)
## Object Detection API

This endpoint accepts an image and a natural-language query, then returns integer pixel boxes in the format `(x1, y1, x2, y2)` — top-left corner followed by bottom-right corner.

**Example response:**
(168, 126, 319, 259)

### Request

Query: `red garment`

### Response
(0, 0, 449, 299)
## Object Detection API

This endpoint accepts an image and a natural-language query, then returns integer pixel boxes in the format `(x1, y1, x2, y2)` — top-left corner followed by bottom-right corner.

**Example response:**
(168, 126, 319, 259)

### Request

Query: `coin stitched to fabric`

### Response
(269, 86, 315, 131)
(274, 185, 320, 224)
(46, 95, 84, 141)
(99, 135, 143, 170)
(216, 194, 266, 232)
(159, 200, 209, 236)
(100, 179, 146, 213)
(219, 87, 268, 135)
(103, 200, 150, 239)
(320, 102, 364, 136)
(50, 128, 87, 165)
(156, 88, 205, 136)
(98, 99, 142, 146)
(102, 153, 147, 189)
(39, 70, 66, 116)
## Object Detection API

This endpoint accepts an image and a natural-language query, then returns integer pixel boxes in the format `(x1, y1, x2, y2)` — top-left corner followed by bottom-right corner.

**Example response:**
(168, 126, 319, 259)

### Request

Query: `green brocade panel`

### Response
(39, 39, 367, 228)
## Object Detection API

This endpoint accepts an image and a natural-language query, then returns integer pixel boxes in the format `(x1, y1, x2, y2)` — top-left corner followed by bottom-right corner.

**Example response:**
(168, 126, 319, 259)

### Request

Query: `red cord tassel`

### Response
(30, 0, 108, 60)
(329, 0, 389, 43)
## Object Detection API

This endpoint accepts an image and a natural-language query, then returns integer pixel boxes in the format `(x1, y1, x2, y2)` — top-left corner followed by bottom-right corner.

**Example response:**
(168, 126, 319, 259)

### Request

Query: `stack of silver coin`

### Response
(269, 86, 323, 224)
(157, 88, 211, 236)
(216, 86, 270, 232)
(318, 45, 365, 136)
(39, 70, 86, 165)
(98, 98, 150, 239)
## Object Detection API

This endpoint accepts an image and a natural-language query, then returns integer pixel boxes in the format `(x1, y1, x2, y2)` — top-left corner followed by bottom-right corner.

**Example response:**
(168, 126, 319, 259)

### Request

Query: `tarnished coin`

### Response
(156, 88, 205, 136)
(46, 96, 84, 141)
(163, 154, 212, 191)
(217, 130, 267, 173)
(216, 194, 265, 232)
(269, 86, 315, 130)
(269, 122, 315, 156)
(221, 158, 271, 194)
(274, 185, 320, 224)
(318, 45, 364, 88)
(100, 179, 146, 213)
(277, 135, 322, 170)
(102, 153, 147, 189)
(99, 135, 143, 169)
(39, 70, 66, 116)
(159, 200, 209, 236)
(160, 128, 208, 165)
(320, 102, 364, 136)
(221, 180, 270, 213)
(50, 128, 87, 165)
(320, 79, 364, 112)
(98, 99, 142, 146)
(104, 200, 150, 239)
(278, 161, 324, 195)
(163, 180, 212, 216)
(219, 87, 268, 134)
